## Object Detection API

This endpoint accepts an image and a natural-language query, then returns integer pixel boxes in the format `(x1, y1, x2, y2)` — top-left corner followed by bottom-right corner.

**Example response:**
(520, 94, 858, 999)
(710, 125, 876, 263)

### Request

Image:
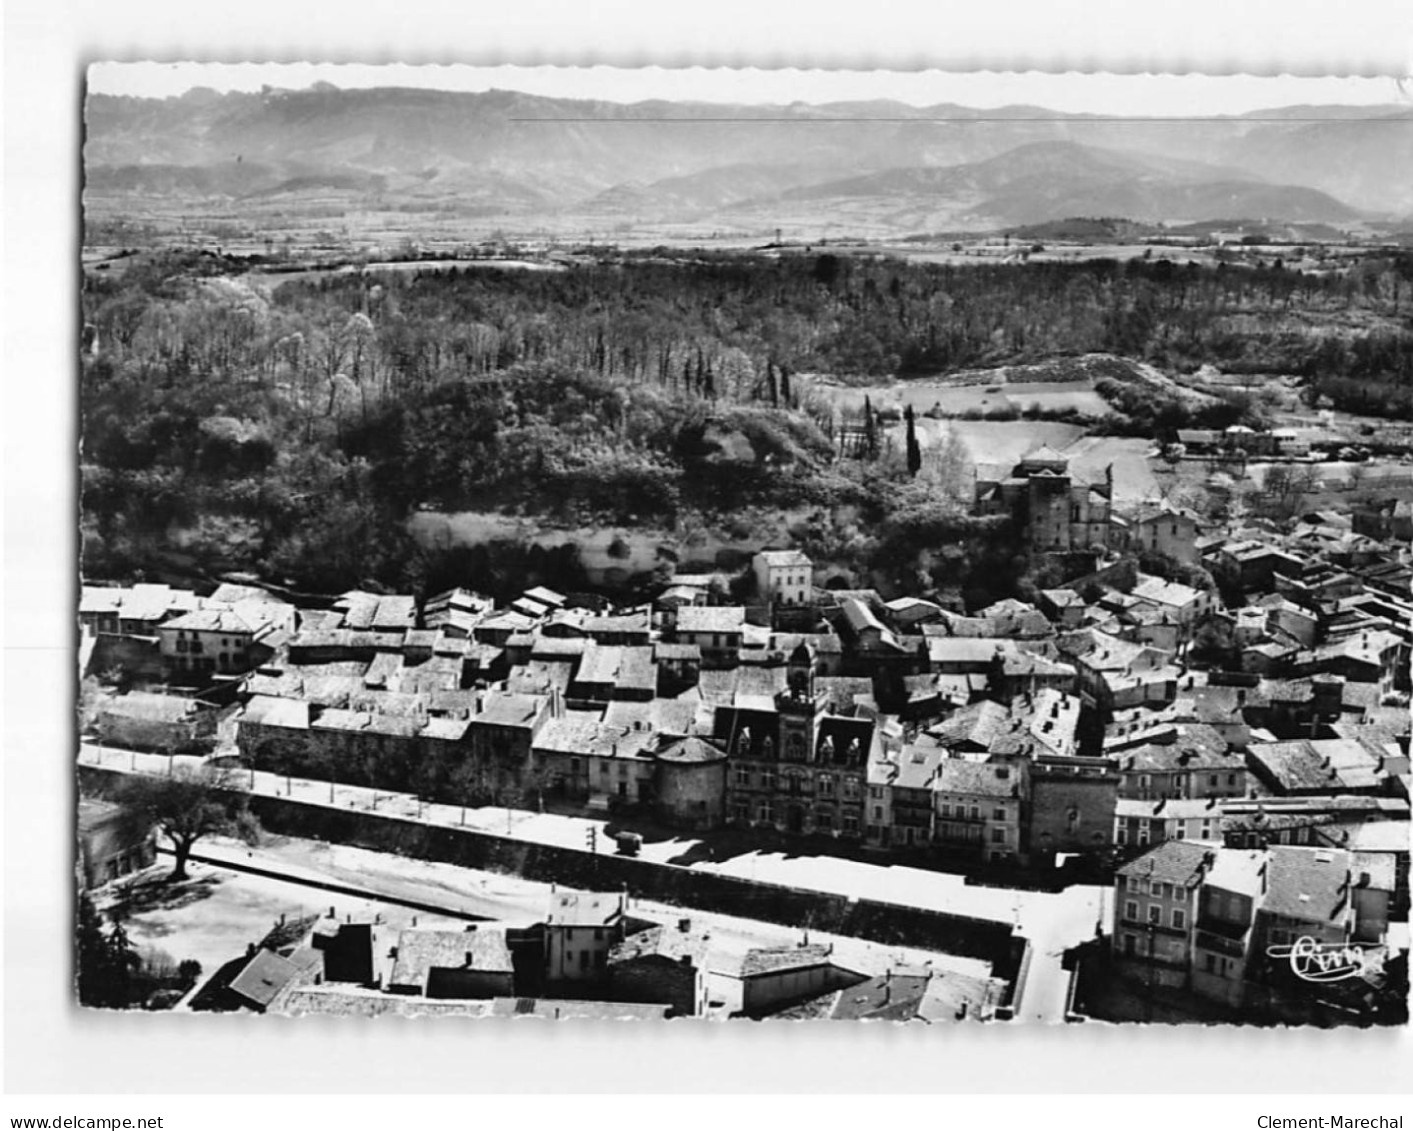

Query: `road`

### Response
(80, 741, 1108, 1021)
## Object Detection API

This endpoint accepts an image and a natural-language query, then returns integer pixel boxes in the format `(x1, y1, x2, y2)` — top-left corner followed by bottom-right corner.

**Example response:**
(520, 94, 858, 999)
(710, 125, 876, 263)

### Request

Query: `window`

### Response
(1205, 953, 1217, 973)
(869, 786, 882, 800)
(1117, 827, 1127, 846)
(761, 769, 777, 791)
(993, 808, 1006, 821)
(1137, 826, 1150, 846)
(969, 806, 979, 820)
(816, 812, 833, 831)
(1147, 904, 1161, 924)
(733, 767, 750, 787)
(618, 763, 628, 778)
(990, 827, 1006, 844)
(872, 806, 883, 820)
(843, 778, 860, 799)
(939, 803, 950, 817)
(601, 762, 610, 777)
(818, 774, 834, 795)
(842, 814, 859, 834)
(1172, 908, 1186, 930)
(1125, 901, 1138, 921)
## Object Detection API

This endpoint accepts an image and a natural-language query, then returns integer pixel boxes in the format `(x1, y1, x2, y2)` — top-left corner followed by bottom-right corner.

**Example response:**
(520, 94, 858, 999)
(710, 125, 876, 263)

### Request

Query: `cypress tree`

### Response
(905, 403, 922, 477)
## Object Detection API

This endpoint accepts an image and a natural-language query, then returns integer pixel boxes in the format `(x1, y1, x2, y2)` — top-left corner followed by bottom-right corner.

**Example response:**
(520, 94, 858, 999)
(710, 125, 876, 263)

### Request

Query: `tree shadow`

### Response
(105, 872, 223, 920)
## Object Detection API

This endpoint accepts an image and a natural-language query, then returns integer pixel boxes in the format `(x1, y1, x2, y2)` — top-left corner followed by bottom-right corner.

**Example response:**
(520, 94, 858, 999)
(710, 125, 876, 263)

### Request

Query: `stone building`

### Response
(975, 445, 1119, 553)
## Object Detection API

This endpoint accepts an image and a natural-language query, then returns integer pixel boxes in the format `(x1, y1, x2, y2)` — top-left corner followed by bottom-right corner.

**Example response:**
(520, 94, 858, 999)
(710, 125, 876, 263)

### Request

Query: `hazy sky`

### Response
(87, 62, 1407, 117)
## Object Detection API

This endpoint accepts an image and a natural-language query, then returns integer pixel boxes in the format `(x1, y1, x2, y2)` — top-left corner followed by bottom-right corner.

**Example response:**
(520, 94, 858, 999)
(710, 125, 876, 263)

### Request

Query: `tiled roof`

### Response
(755, 549, 812, 568)
(1262, 846, 1353, 923)
(740, 944, 835, 978)
(389, 927, 515, 991)
(676, 606, 746, 634)
(546, 892, 623, 929)
(933, 758, 1020, 799)
(655, 736, 727, 765)
(230, 949, 306, 1008)
(1116, 840, 1213, 886)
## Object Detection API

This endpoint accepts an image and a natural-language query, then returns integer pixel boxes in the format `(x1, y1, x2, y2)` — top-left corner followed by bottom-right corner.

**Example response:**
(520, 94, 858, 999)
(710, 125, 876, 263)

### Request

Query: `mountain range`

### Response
(83, 85, 1413, 235)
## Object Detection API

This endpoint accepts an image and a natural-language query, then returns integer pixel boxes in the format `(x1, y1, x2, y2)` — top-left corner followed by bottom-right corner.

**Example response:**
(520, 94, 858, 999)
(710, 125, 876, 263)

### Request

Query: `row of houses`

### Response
(213, 887, 1001, 1023)
(1109, 839, 1402, 1017)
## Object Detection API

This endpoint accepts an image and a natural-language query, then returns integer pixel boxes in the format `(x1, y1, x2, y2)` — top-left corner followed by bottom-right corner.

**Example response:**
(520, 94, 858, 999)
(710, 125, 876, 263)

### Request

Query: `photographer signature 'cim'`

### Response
(1265, 937, 1387, 984)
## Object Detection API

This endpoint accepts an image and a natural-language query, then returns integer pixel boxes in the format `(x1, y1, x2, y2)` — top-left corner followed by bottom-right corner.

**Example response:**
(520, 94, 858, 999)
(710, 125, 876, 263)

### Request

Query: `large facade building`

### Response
(715, 644, 874, 839)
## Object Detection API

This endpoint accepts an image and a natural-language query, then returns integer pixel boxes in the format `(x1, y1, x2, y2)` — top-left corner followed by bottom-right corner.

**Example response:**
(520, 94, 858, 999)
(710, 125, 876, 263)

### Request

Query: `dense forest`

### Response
(80, 248, 1413, 602)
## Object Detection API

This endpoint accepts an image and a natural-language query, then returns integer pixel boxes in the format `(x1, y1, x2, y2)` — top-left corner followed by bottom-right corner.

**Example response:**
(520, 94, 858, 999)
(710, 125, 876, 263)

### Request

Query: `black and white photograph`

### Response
(66, 56, 1413, 1034)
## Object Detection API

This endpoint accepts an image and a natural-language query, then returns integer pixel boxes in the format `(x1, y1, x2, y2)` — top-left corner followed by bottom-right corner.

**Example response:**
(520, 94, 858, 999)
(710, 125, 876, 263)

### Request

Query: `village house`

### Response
(96, 690, 217, 754)
(732, 944, 866, 1017)
(531, 716, 658, 807)
(752, 549, 813, 609)
(1189, 847, 1267, 1007)
(1057, 629, 1181, 713)
(675, 605, 747, 669)
(1038, 588, 1087, 629)
(81, 582, 213, 677)
(607, 918, 711, 1018)
(1246, 738, 1389, 797)
(1124, 503, 1201, 566)
(872, 743, 945, 849)
(385, 925, 517, 999)
(77, 798, 156, 890)
(544, 891, 627, 984)
(1127, 574, 1218, 643)
(1112, 839, 1210, 987)
(932, 757, 1027, 864)
(1114, 796, 1226, 851)
(1112, 727, 1248, 802)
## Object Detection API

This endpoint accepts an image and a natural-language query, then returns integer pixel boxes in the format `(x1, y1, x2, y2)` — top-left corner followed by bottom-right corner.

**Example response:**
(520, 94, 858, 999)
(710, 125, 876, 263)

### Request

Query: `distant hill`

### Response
(83, 86, 1409, 235)
(738, 141, 1362, 228)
